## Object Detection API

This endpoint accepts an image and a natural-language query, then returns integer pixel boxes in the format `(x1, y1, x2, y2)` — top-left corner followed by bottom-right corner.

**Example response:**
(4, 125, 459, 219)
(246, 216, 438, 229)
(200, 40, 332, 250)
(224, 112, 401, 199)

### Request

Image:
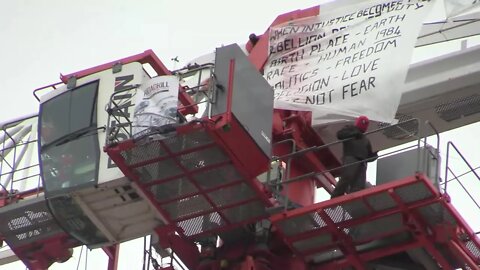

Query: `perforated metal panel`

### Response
(366, 192, 397, 211)
(163, 195, 212, 220)
(276, 213, 326, 237)
(150, 177, 198, 202)
(270, 176, 445, 262)
(221, 201, 266, 224)
(178, 147, 228, 170)
(207, 183, 256, 207)
(136, 159, 183, 183)
(120, 140, 167, 166)
(177, 212, 225, 237)
(120, 129, 214, 167)
(340, 199, 372, 219)
(464, 239, 480, 261)
(0, 197, 65, 247)
(293, 234, 333, 252)
(435, 94, 480, 122)
(325, 205, 352, 224)
(378, 114, 418, 140)
(416, 202, 457, 227)
(394, 181, 433, 203)
(162, 130, 213, 153)
(193, 164, 242, 189)
(347, 213, 403, 242)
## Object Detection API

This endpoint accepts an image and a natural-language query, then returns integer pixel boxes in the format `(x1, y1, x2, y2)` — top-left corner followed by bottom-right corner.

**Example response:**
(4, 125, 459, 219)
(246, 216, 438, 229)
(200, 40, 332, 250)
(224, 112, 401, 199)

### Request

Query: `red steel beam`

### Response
(311, 239, 424, 269)
(448, 240, 480, 270)
(285, 195, 440, 245)
(270, 175, 434, 224)
(316, 209, 366, 269)
(388, 186, 454, 270)
(440, 197, 480, 262)
(103, 245, 119, 270)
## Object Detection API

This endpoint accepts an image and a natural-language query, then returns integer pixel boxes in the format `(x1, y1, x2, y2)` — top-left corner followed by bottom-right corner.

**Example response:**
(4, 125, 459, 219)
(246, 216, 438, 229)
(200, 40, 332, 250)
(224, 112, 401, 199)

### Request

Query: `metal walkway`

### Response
(106, 116, 273, 240)
(270, 174, 480, 269)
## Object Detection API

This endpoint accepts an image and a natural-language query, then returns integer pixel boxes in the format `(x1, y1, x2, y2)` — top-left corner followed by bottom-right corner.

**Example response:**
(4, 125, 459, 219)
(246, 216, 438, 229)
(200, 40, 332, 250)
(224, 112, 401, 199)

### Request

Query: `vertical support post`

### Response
(214, 58, 235, 130)
(388, 189, 454, 270)
(103, 244, 119, 270)
(226, 59, 235, 124)
(316, 210, 366, 269)
(447, 240, 479, 270)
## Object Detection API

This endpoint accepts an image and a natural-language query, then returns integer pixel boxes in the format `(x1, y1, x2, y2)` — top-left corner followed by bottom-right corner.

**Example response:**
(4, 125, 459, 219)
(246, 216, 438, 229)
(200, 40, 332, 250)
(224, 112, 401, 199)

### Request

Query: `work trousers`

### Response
(331, 156, 367, 198)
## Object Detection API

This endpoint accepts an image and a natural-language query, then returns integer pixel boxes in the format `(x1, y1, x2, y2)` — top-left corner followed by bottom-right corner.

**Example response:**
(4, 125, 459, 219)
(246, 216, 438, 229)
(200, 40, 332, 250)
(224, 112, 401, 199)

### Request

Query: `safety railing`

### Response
(144, 245, 186, 270)
(172, 63, 216, 119)
(0, 114, 43, 200)
(32, 81, 65, 102)
(444, 141, 480, 218)
(105, 64, 216, 145)
(265, 118, 443, 208)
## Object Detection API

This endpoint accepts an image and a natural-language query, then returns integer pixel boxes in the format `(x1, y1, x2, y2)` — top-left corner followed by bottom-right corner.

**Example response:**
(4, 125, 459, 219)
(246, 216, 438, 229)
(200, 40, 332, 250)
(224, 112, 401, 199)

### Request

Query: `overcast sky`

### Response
(1, 0, 479, 269)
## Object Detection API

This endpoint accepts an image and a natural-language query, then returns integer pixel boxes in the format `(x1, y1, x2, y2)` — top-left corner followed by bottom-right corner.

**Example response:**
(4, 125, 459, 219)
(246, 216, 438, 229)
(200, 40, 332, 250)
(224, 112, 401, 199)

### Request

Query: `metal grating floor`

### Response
(270, 176, 443, 263)
(465, 239, 480, 263)
(108, 127, 269, 238)
(0, 196, 66, 247)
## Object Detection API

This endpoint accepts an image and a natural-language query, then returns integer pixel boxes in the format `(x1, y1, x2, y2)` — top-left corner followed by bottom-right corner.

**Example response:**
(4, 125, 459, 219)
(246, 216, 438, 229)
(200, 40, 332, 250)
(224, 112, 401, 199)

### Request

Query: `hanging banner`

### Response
(133, 75, 179, 138)
(444, 0, 480, 18)
(266, 0, 434, 125)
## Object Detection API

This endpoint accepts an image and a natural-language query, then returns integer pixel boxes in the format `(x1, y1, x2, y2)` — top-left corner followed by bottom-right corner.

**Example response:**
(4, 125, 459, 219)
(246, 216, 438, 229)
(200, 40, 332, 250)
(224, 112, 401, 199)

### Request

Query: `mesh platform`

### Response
(107, 126, 269, 238)
(0, 196, 65, 247)
(464, 239, 480, 263)
(271, 175, 451, 263)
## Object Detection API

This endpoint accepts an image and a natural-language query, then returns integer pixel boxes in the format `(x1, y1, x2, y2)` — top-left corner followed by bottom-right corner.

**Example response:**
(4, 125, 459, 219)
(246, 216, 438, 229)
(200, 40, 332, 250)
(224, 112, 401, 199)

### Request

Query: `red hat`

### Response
(355, 115, 369, 133)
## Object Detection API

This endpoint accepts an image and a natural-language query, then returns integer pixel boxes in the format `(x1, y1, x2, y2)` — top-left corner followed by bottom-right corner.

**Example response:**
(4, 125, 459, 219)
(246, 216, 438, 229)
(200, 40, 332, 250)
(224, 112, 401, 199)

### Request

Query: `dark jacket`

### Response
(337, 125, 378, 162)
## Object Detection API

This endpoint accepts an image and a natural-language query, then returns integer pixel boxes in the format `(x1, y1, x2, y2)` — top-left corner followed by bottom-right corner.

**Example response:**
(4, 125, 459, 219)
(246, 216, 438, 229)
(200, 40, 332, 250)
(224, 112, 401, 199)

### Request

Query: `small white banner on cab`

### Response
(133, 75, 179, 137)
(266, 0, 434, 125)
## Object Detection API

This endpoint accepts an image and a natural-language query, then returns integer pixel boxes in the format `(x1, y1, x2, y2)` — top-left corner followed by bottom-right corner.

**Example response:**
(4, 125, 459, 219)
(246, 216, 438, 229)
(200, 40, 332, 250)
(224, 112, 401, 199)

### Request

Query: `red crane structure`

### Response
(1, 5, 480, 270)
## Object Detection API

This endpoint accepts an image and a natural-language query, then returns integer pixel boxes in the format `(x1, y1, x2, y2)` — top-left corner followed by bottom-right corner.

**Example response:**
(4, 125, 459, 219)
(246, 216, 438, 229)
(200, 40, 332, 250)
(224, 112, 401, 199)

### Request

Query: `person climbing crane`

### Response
(331, 115, 378, 198)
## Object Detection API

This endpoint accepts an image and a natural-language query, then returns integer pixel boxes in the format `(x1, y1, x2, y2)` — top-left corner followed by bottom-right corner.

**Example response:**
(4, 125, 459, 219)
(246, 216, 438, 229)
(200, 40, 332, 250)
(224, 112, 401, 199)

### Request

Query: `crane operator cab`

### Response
(37, 62, 170, 248)
(39, 80, 100, 193)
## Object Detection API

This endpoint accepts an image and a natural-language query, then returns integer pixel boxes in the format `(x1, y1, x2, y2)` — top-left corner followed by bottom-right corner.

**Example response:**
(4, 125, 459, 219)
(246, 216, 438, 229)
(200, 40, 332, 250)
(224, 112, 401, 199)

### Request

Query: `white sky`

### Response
(1, 0, 480, 269)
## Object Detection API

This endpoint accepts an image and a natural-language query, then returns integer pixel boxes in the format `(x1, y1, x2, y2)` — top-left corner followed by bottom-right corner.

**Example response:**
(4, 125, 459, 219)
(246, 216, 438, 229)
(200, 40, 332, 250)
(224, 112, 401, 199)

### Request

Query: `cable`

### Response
(85, 248, 88, 270)
(142, 236, 147, 270)
(76, 246, 84, 270)
(147, 236, 152, 270)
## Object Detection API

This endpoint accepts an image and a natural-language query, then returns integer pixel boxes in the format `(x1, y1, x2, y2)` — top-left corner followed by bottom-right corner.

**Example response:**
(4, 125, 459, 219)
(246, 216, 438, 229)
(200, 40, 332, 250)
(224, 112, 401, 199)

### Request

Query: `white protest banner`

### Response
(444, 0, 480, 18)
(133, 75, 179, 137)
(266, 0, 434, 125)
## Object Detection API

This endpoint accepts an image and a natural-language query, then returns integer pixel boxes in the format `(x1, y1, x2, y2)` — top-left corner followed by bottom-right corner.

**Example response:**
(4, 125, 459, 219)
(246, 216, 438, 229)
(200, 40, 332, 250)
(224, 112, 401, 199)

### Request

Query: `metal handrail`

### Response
(445, 165, 480, 183)
(444, 141, 480, 201)
(446, 166, 480, 211)
(424, 120, 441, 184)
(171, 62, 214, 76)
(32, 81, 63, 102)
(268, 118, 428, 189)
(0, 115, 41, 194)
(273, 118, 420, 162)
(105, 85, 138, 145)
(269, 143, 420, 187)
